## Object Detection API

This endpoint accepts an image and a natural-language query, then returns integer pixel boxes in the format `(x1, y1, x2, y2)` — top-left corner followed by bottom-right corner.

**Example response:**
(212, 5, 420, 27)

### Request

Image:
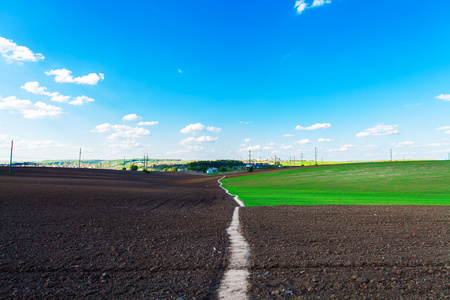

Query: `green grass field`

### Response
(221, 161, 450, 206)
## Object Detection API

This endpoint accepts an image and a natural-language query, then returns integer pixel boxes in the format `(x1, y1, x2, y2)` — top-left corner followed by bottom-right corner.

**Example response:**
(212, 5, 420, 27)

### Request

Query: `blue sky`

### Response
(1, 0, 450, 162)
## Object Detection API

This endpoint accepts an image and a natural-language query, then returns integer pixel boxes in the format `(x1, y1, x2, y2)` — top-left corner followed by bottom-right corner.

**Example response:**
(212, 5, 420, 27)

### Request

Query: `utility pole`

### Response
(123, 156, 126, 169)
(9, 140, 13, 175)
(294, 156, 296, 167)
(390, 149, 393, 162)
(249, 150, 251, 165)
(78, 148, 81, 169)
(301, 152, 304, 166)
(315, 147, 318, 165)
(290, 156, 292, 167)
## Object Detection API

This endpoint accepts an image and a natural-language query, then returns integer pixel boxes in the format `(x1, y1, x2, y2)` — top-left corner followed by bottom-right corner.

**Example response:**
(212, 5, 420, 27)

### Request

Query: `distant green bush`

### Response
(248, 167, 254, 172)
(130, 164, 138, 171)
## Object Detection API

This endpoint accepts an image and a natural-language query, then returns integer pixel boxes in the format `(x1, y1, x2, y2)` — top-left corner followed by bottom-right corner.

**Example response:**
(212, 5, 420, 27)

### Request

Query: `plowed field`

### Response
(0, 167, 236, 299)
(1, 167, 448, 299)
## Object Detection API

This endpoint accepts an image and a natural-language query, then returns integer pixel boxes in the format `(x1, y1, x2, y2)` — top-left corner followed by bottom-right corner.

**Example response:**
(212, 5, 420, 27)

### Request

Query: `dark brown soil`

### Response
(0, 167, 236, 299)
(241, 206, 449, 299)
(2, 167, 449, 299)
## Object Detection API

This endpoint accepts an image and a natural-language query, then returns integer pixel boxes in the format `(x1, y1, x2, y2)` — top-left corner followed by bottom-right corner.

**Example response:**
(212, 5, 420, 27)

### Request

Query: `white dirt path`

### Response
(217, 177, 250, 300)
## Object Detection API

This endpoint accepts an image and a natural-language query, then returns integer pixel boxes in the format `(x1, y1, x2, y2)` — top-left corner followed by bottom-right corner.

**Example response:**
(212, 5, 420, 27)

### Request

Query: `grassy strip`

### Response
(221, 161, 450, 206)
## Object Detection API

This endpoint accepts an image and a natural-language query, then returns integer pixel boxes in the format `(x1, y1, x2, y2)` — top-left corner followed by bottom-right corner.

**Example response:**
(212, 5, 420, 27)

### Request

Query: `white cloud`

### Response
(239, 145, 263, 152)
(21, 81, 94, 105)
(263, 146, 274, 150)
(284, 134, 295, 137)
(178, 69, 183, 74)
(91, 123, 150, 140)
(393, 141, 414, 148)
(0, 96, 62, 119)
(180, 123, 206, 134)
(311, 0, 331, 7)
(137, 121, 158, 126)
(69, 95, 94, 106)
(356, 124, 399, 138)
(0, 37, 44, 63)
(240, 121, 252, 125)
(280, 145, 294, 150)
(207, 126, 221, 132)
(294, 0, 308, 14)
(21, 81, 71, 103)
(318, 138, 334, 142)
(328, 144, 356, 152)
(294, 139, 311, 145)
(295, 123, 331, 130)
(435, 94, 450, 101)
(244, 138, 251, 142)
(436, 126, 450, 134)
(122, 114, 142, 121)
(294, 0, 331, 14)
(45, 68, 104, 85)
(180, 135, 218, 145)
(426, 143, 442, 147)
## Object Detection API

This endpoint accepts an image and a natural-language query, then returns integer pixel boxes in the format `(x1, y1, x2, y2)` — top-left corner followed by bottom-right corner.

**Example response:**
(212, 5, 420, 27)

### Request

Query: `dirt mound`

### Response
(0, 167, 236, 299)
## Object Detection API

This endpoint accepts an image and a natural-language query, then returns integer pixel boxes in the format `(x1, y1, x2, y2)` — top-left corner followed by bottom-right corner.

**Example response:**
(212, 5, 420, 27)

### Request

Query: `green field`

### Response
(221, 161, 450, 206)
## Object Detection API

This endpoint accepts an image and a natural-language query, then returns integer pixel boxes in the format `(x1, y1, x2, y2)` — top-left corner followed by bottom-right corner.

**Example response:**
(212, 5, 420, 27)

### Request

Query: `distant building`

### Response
(206, 167, 218, 174)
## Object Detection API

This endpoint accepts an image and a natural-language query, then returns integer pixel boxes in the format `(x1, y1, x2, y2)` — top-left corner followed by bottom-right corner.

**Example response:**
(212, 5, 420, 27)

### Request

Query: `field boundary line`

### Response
(218, 176, 245, 207)
(217, 207, 250, 299)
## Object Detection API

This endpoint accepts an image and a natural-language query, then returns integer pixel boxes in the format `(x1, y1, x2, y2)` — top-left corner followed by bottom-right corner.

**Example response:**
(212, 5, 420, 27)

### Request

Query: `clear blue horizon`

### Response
(1, 0, 450, 162)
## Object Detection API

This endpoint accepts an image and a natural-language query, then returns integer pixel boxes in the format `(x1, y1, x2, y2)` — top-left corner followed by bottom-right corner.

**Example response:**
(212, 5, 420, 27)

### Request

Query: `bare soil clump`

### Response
(0, 167, 236, 299)
(241, 205, 449, 299)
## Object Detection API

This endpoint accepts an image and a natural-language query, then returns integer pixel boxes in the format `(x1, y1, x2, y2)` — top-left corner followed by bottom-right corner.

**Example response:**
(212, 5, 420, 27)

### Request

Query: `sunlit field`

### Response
(221, 161, 450, 206)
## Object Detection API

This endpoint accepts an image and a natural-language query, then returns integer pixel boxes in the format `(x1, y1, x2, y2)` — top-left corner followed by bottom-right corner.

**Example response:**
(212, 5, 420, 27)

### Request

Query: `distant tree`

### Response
(218, 166, 228, 172)
(130, 164, 138, 171)
(248, 167, 254, 172)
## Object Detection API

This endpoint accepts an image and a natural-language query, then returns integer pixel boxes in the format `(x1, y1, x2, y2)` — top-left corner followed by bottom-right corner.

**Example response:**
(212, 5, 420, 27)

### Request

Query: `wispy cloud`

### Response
(180, 123, 221, 134)
(294, 0, 331, 15)
(137, 121, 158, 126)
(294, 0, 308, 14)
(122, 114, 142, 121)
(207, 126, 221, 132)
(328, 144, 356, 152)
(178, 69, 183, 74)
(0, 36, 44, 63)
(45, 68, 104, 85)
(244, 138, 251, 143)
(284, 134, 295, 137)
(240, 121, 252, 125)
(239, 145, 262, 152)
(318, 138, 334, 142)
(180, 135, 218, 145)
(295, 123, 331, 130)
(91, 123, 150, 140)
(294, 139, 311, 145)
(436, 126, 450, 134)
(435, 94, 450, 101)
(70, 96, 94, 106)
(356, 124, 399, 138)
(0, 95, 62, 119)
(311, 0, 331, 7)
(392, 141, 414, 148)
(21, 81, 70, 103)
(21, 81, 94, 105)
(280, 145, 294, 150)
